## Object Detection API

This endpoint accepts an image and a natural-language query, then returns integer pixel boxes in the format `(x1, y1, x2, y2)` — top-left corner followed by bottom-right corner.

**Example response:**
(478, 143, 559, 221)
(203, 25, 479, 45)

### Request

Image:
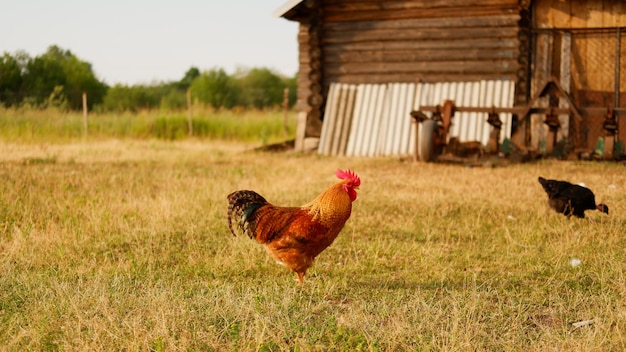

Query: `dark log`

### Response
(322, 37, 519, 51)
(323, 72, 517, 85)
(324, 60, 518, 75)
(322, 27, 520, 44)
(324, 6, 520, 22)
(322, 15, 520, 31)
(323, 0, 518, 12)
(322, 48, 519, 63)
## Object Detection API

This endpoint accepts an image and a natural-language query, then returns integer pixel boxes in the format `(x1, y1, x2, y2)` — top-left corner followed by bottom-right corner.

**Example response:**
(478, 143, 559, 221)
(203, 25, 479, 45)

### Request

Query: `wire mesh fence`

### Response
(531, 27, 625, 151)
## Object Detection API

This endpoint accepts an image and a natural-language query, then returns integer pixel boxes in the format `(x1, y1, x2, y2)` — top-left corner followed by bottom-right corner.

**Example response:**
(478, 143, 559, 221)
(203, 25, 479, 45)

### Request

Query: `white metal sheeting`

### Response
(318, 80, 515, 157)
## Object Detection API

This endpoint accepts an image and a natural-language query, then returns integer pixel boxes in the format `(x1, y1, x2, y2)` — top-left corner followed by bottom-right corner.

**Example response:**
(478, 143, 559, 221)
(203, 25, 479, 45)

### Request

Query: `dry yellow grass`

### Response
(0, 140, 625, 351)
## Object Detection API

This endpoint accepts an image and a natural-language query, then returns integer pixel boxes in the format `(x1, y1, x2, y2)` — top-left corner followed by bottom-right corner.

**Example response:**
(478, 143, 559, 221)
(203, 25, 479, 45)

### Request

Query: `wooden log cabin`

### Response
(274, 0, 626, 157)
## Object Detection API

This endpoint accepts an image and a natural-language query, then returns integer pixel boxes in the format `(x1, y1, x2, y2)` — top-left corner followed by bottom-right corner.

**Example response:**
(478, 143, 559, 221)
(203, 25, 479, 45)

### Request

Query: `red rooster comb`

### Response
(336, 169, 360, 186)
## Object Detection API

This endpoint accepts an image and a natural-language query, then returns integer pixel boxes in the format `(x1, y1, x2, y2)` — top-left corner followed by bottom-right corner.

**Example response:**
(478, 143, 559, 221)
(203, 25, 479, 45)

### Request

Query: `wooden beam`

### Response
(323, 72, 517, 84)
(324, 6, 520, 22)
(324, 0, 518, 12)
(323, 48, 519, 63)
(322, 15, 520, 31)
(323, 60, 518, 76)
(322, 27, 520, 44)
(322, 37, 520, 51)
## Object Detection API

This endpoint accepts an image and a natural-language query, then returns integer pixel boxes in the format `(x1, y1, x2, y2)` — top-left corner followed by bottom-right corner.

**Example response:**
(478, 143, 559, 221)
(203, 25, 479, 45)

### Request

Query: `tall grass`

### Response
(0, 107, 295, 144)
(0, 140, 625, 351)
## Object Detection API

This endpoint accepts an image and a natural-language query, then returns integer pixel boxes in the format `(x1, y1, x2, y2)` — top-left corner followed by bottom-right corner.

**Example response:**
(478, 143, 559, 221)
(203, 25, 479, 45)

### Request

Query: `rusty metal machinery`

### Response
(410, 77, 626, 162)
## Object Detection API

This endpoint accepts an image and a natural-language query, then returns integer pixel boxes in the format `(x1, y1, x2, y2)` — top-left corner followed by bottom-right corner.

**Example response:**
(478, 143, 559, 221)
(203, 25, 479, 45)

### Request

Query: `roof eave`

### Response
(272, 0, 305, 19)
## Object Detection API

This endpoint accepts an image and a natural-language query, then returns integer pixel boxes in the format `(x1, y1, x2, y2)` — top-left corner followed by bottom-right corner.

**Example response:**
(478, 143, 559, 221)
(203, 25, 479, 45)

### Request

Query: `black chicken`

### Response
(538, 177, 609, 218)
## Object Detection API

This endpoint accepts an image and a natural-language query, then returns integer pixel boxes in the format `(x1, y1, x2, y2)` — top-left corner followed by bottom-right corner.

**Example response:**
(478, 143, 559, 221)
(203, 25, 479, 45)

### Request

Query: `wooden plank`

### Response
(323, 48, 519, 63)
(322, 15, 520, 31)
(534, 0, 566, 28)
(343, 61, 518, 76)
(322, 37, 520, 51)
(323, 0, 518, 12)
(582, 0, 605, 28)
(537, 0, 626, 29)
(324, 6, 520, 22)
(322, 27, 520, 44)
(324, 60, 518, 76)
(324, 73, 517, 85)
(605, 1, 626, 27)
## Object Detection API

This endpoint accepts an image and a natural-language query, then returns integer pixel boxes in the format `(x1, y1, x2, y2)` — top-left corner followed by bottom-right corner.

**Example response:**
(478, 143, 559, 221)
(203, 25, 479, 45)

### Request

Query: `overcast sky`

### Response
(1, 0, 299, 85)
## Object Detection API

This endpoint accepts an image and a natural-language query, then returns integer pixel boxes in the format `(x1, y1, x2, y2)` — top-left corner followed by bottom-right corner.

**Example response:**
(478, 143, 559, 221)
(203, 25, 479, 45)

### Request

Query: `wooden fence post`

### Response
(283, 87, 289, 137)
(82, 92, 88, 140)
(187, 89, 193, 137)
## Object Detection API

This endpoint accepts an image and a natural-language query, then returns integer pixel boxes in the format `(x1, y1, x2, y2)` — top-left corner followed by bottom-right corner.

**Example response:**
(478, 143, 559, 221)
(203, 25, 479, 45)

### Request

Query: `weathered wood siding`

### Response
(320, 0, 521, 86)
(533, 0, 626, 93)
(531, 0, 626, 149)
(535, 0, 626, 29)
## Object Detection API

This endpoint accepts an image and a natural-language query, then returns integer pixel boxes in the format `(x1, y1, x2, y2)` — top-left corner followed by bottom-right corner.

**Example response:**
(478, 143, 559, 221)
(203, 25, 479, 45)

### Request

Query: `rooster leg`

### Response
(296, 272, 305, 285)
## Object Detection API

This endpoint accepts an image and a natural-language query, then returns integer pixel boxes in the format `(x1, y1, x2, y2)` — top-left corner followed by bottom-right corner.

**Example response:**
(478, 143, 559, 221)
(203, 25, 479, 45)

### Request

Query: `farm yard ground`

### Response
(1, 139, 625, 351)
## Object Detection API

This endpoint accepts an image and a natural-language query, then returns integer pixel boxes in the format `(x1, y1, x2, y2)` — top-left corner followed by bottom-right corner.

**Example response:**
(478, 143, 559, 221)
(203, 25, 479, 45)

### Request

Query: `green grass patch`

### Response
(0, 107, 295, 144)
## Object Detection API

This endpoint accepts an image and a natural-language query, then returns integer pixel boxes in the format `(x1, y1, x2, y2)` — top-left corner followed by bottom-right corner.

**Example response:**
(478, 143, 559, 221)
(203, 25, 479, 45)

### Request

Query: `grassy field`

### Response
(1, 137, 625, 351)
(0, 107, 295, 144)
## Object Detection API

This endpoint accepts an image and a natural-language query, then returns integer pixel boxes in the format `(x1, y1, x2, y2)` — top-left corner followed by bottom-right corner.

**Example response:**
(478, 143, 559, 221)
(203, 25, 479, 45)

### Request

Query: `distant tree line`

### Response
(0, 45, 297, 111)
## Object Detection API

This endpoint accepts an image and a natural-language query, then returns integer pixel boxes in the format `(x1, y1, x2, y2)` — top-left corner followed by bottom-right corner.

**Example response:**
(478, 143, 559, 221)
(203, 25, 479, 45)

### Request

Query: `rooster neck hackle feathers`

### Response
(304, 181, 353, 225)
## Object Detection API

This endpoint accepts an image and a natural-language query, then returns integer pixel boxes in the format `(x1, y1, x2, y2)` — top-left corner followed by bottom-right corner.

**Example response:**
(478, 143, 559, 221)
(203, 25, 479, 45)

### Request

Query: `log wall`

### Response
(321, 0, 522, 88)
(292, 0, 526, 140)
(297, 0, 526, 140)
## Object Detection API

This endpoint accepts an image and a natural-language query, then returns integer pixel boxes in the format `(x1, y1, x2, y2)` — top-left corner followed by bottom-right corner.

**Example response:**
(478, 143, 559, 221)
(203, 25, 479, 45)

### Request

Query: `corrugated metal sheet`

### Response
(318, 83, 358, 155)
(319, 80, 515, 157)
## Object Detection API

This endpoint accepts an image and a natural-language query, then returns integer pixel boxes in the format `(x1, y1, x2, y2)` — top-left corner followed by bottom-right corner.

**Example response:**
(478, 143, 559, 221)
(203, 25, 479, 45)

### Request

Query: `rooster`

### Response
(538, 176, 609, 218)
(227, 169, 360, 284)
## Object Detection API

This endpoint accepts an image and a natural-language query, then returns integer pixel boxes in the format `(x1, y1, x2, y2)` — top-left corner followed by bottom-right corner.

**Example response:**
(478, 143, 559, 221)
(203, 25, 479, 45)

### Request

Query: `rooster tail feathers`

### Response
(227, 190, 268, 239)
